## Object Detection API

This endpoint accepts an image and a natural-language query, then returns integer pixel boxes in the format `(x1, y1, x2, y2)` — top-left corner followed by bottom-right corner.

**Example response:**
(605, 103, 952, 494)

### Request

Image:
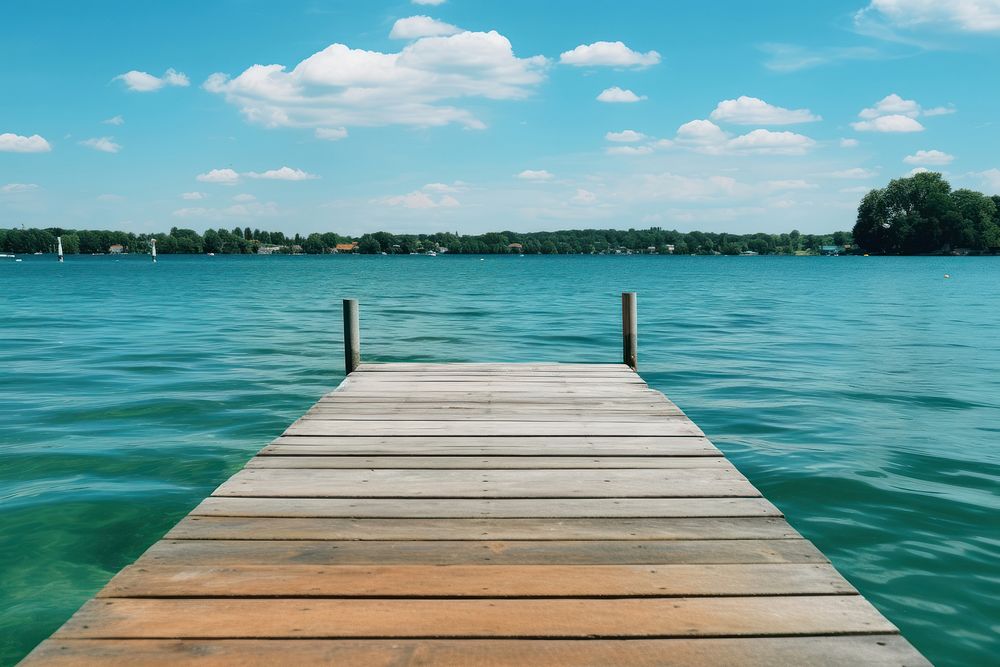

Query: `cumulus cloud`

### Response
(709, 96, 820, 125)
(1, 183, 39, 193)
(559, 41, 661, 68)
(180, 191, 206, 200)
(851, 114, 924, 132)
(851, 94, 952, 132)
(380, 190, 460, 209)
(103, 115, 124, 126)
(0, 133, 51, 153)
(906, 167, 932, 176)
(315, 127, 348, 141)
(904, 149, 954, 165)
(516, 169, 554, 181)
(390, 15, 461, 39)
(766, 179, 818, 190)
(859, 93, 921, 118)
(672, 120, 814, 155)
(830, 167, 879, 178)
(196, 168, 241, 185)
(571, 188, 598, 204)
(596, 86, 645, 103)
(857, 0, 1000, 33)
(115, 68, 189, 92)
(246, 166, 318, 181)
(606, 145, 653, 156)
(80, 136, 121, 153)
(423, 181, 467, 192)
(605, 129, 646, 142)
(840, 138, 860, 148)
(204, 31, 547, 131)
(976, 168, 1000, 191)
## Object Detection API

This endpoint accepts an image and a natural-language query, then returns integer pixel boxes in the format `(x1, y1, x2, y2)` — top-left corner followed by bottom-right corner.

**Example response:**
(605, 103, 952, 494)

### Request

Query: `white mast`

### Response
(57, 236, 64, 262)
(151, 238, 157, 263)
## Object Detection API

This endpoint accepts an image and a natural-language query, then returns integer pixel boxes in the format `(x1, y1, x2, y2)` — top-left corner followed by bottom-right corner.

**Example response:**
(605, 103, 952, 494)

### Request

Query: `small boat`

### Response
(426, 251, 437, 257)
(207, 253, 215, 256)
(33, 252, 42, 255)
(0, 253, 15, 259)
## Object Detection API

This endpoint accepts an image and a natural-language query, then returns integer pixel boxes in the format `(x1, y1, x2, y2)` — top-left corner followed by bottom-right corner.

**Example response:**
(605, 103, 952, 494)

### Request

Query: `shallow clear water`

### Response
(1, 254, 998, 665)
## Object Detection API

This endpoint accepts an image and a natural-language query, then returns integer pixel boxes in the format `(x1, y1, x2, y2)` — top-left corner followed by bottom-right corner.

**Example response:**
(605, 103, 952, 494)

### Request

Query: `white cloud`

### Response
(103, 115, 124, 126)
(315, 127, 348, 141)
(559, 41, 661, 68)
(726, 129, 815, 155)
(233, 193, 257, 202)
(840, 138, 860, 148)
(759, 43, 881, 73)
(80, 136, 121, 153)
(923, 105, 957, 116)
(840, 185, 874, 194)
(246, 166, 318, 181)
(830, 167, 879, 178)
(709, 96, 820, 125)
(851, 114, 925, 132)
(606, 145, 653, 155)
(180, 191, 206, 200)
(858, 0, 1000, 33)
(628, 173, 750, 202)
(115, 68, 189, 92)
(571, 188, 598, 204)
(204, 31, 547, 131)
(673, 120, 814, 155)
(859, 94, 921, 119)
(380, 190, 460, 208)
(390, 15, 461, 39)
(196, 168, 241, 185)
(516, 169, 554, 181)
(976, 168, 1000, 191)
(412, 0, 446, 4)
(766, 179, 818, 190)
(596, 87, 645, 103)
(423, 181, 467, 192)
(906, 167, 932, 176)
(0, 133, 51, 153)
(605, 129, 645, 142)
(1, 183, 39, 193)
(904, 149, 954, 165)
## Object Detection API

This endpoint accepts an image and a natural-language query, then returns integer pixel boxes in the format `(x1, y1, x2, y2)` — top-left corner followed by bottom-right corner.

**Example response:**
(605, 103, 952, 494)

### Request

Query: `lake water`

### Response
(1, 254, 998, 665)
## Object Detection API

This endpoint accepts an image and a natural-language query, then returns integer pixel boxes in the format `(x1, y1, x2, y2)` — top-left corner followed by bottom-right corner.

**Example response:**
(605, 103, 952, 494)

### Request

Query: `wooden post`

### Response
(343, 298, 360, 375)
(622, 292, 637, 371)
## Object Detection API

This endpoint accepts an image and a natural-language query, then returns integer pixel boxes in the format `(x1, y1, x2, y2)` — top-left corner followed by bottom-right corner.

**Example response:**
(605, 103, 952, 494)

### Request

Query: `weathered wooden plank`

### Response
(319, 395, 680, 406)
(190, 497, 783, 519)
(166, 517, 798, 541)
(139, 539, 826, 566)
(99, 563, 855, 598)
(344, 375, 648, 383)
(299, 413, 686, 422)
(282, 420, 705, 437)
(356, 362, 633, 371)
(246, 456, 728, 469)
(20, 636, 932, 667)
(212, 467, 754, 498)
(264, 435, 720, 457)
(55, 596, 897, 639)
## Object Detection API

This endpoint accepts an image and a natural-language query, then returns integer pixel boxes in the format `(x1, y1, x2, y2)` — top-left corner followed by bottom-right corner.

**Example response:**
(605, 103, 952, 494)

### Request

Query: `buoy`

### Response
(944, 274, 950, 279)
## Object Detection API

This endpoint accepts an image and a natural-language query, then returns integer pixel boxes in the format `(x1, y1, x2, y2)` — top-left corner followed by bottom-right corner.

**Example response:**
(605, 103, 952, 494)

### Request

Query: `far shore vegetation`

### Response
(3, 173, 997, 257)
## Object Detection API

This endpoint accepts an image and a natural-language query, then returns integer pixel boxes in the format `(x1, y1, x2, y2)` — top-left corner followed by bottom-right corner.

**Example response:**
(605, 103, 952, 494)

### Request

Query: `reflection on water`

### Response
(1, 254, 998, 665)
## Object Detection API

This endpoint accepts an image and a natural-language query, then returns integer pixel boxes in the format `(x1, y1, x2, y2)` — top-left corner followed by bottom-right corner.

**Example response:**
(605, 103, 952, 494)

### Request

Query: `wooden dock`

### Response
(22, 300, 928, 665)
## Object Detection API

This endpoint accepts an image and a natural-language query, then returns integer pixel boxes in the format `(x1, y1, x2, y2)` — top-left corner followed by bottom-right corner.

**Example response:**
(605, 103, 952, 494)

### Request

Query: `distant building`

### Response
(257, 244, 282, 255)
(507, 243, 524, 253)
(334, 242, 358, 253)
(108, 244, 124, 254)
(646, 246, 656, 254)
(819, 245, 841, 256)
(664, 244, 675, 254)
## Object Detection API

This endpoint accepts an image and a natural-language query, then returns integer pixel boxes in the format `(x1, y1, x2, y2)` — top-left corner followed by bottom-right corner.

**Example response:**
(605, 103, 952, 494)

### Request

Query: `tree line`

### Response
(853, 172, 1000, 254)
(1, 225, 850, 256)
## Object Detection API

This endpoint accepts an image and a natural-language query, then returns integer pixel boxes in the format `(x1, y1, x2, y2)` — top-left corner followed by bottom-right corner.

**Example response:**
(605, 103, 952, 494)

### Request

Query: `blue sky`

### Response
(2, 0, 999, 235)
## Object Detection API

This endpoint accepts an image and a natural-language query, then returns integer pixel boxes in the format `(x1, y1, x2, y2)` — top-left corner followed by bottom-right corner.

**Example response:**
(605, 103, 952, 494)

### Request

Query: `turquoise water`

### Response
(1, 254, 998, 665)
